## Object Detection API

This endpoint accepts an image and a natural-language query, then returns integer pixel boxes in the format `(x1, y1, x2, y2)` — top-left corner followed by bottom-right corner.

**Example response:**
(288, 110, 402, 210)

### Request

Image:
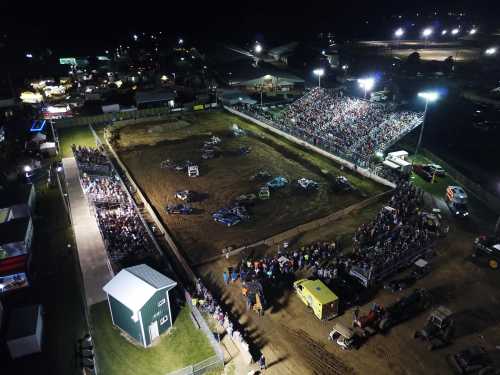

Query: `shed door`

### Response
(149, 321, 159, 342)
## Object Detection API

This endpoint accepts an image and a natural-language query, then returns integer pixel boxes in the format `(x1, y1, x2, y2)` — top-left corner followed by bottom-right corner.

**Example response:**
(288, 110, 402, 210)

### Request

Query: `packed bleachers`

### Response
(233, 88, 422, 166)
(72, 145, 155, 268)
(72, 145, 111, 175)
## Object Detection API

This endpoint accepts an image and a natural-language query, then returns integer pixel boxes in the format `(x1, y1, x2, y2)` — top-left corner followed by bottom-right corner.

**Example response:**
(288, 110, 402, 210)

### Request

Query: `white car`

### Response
(426, 164, 446, 176)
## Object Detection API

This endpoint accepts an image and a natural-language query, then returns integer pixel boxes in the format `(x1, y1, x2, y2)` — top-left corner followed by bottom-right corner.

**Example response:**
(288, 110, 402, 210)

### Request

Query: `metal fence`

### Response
(165, 355, 223, 375)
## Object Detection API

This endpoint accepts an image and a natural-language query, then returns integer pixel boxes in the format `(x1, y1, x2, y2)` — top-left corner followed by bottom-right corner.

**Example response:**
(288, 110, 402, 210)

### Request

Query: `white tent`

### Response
(6, 304, 43, 359)
(31, 133, 47, 143)
(40, 142, 57, 156)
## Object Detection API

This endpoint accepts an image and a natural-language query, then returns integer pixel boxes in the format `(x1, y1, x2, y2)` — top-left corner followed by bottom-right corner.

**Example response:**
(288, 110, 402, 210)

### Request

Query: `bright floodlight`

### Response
(485, 47, 497, 55)
(395, 28, 404, 38)
(418, 91, 439, 102)
(451, 28, 459, 35)
(358, 77, 375, 91)
(24, 165, 32, 172)
(133, 34, 138, 41)
(341, 64, 348, 70)
(26, 53, 33, 58)
(422, 28, 433, 38)
(178, 38, 183, 44)
(469, 28, 477, 35)
(313, 68, 325, 77)
(441, 30, 448, 35)
(255, 44, 262, 53)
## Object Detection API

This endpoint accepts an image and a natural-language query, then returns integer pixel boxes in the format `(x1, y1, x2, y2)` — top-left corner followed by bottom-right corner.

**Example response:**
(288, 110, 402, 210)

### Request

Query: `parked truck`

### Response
(293, 279, 339, 320)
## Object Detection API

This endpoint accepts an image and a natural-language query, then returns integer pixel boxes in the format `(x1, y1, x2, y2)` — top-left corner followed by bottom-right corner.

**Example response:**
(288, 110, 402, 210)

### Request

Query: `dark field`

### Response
(117, 111, 387, 264)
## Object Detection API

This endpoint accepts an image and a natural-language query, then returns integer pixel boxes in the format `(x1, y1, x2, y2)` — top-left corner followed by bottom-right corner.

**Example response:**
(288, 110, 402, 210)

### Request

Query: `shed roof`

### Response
(6, 304, 41, 340)
(0, 217, 30, 245)
(103, 264, 176, 312)
(0, 185, 33, 209)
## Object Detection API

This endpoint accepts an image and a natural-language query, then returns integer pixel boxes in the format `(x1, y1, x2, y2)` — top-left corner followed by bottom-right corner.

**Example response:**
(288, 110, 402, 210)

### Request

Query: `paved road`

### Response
(63, 157, 112, 306)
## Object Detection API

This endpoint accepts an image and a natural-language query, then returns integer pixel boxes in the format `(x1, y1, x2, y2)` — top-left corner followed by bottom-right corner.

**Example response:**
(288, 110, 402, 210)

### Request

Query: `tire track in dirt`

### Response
(285, 327, 356, 375)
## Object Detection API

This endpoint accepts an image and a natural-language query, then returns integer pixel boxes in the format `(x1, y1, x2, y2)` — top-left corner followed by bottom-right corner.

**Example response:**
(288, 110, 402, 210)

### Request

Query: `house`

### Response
(0, 217, 33, 292)
(0, 217, 33, 256)
(6, 304, 43, 359)
(0, 184, 36, 223)
(103, 264, 177, 347)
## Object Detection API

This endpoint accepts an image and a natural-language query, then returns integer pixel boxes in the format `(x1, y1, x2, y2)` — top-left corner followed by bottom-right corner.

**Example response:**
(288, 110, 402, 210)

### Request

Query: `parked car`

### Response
(425, 163, 446, 177)
(413, 164, 433, 182)
(448, 346, 493, 374)
(166, 204, 193, 214)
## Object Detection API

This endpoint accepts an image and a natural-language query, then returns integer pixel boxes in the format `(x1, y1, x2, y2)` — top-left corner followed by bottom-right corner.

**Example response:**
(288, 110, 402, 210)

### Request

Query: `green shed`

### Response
(103, 264, 177, 347)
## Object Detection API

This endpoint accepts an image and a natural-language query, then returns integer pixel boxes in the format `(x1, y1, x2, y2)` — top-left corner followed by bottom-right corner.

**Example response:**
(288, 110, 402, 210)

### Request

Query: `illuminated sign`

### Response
(59, 57, 77, 65)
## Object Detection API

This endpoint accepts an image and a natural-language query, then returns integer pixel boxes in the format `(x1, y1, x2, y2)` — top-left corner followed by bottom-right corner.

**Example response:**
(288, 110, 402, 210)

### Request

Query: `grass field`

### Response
(408, 154, 455, 197)
(58, 126, 97, 157)
(117, 111, 387, 263)
(91, 302, 215, 375)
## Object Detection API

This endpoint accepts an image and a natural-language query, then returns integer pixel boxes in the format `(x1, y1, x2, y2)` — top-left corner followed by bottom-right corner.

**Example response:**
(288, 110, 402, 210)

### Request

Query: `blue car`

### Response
(266, 176, 288, 189)
(166, 204, 193, 214)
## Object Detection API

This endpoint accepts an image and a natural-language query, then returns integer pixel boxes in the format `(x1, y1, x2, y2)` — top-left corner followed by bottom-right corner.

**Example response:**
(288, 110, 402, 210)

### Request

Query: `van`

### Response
(293, 279, 339, 320)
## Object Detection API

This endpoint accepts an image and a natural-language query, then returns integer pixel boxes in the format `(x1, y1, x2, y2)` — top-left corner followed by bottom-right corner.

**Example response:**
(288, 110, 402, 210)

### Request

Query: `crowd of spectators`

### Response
(72, 145, 110, 174)
(233, 88, 422, 166)
(73, 145, 154, 267)
(81, 174, 129, 205)
(349, 181, 442, 283)
(192, 280, 251, 357)
(95, 205, 155, 265)
(219, 179, 442, 292)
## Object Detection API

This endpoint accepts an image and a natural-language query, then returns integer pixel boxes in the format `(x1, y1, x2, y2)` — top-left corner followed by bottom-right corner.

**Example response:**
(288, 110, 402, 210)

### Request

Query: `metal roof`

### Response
(6, 305, 41, 340)
(103, 264, 176, 312)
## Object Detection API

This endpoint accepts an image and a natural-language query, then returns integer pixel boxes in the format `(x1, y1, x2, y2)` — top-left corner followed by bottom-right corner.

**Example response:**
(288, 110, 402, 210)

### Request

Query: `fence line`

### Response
(224, 106, 396, 189)
(194, 189, 392, 267)
(100, 132, 198, 284)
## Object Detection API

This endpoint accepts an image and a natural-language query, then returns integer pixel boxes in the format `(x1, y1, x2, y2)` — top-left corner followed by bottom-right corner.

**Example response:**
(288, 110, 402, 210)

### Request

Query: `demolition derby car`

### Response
(166, 204, 193, 215)
(250, 170, 272, 182)
(212, 205, 250, 227)
(334, 175, 354, 192)
(233, 193, 257, 206)
(296, 178, 319, 191)
(266, 176, 288, 189)
(448, 346, 495, 374)
(175, 190, 196, 202)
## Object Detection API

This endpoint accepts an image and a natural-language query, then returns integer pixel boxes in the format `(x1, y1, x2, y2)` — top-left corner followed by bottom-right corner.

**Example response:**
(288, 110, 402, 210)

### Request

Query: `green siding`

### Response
(108, 295, 143, 345)
(140, 289, 172, 346)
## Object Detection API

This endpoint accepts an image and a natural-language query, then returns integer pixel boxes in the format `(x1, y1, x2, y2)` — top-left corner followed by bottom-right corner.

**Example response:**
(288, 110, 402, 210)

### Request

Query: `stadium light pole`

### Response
(358, 77, 375, 99)
(422, 27, 433, 46)
(394, 28, 404, 47)
(313, 68, 324, 88)
(415, 91, 439, 156)
(485, 47, 497, 56)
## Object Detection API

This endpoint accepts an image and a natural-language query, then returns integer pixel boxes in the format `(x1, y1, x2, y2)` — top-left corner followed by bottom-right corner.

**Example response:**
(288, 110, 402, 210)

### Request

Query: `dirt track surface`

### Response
(197, 212, 500, 375)
(117, 112, 384, 263)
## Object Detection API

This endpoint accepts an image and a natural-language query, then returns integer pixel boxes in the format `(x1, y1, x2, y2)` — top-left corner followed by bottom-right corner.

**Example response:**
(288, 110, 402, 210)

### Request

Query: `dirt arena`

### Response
(197, 201, 500, 375)
(116, 111, 386, 264)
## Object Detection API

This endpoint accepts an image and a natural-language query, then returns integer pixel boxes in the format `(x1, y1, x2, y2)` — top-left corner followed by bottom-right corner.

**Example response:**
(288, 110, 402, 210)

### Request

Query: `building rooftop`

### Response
(0, 217, 30, 246)
(103, 264, 177, 312)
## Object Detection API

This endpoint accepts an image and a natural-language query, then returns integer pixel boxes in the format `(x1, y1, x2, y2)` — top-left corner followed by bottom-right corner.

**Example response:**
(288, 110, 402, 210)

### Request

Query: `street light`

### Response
(358, 77, 375, 99)
(178, 38, 183, 45)
(254, 44, 262, 54)
(313, 68, 325, 88)
(394, 28, 404, 38)
(415, 91, 440, 156)
(441, 30, 448, 35)
(451, 28, 460, 35)
(485, 47, 497, 56)
(469, 28, 477, 35)
(23, 165, 32, 173)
